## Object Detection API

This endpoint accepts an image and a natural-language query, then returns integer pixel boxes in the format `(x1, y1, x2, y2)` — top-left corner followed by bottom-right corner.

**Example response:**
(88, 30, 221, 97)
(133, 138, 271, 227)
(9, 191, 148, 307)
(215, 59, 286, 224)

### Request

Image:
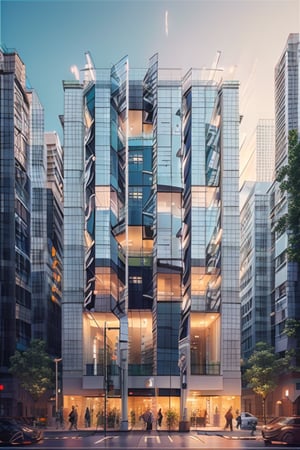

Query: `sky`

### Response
(1, 0, 300, 141)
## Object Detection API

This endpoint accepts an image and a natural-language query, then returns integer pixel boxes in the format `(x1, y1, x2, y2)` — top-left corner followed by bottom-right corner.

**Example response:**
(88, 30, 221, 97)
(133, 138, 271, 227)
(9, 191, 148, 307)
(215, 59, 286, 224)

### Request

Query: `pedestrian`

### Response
(73, 406, 78, 430)
(146, 410, 154, 430)
(157, 408, 163, 429)
(84, 407, 91, 428)
(68, 405, 78, 430)
(96, 410, 103, 429)
(250, 421, 256, 436)
(224, 406, 233, 431)
(140, 408, 154, 431)
(236, 413, 241, 429)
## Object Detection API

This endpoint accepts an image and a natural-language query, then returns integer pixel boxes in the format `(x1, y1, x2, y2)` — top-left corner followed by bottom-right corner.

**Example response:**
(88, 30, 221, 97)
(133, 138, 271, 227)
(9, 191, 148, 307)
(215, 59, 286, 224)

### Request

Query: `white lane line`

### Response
(168, 434, 173, 442)
(144, 435, 161, 443)
(94, 435, 117, 444)
(190, 434, 206, 443)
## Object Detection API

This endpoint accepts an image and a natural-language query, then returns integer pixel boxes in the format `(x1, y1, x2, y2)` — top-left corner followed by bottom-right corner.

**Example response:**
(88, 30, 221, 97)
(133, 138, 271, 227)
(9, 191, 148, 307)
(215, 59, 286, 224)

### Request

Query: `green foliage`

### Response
(244, 342, 290, 423)
(275, 129, 300, 263)
(283, 318, 300, 338)
(9, 339, 54, 401)
(166, 408, 178, 429)
(244, 342, 289, 397)
(283, 319, 300, 367)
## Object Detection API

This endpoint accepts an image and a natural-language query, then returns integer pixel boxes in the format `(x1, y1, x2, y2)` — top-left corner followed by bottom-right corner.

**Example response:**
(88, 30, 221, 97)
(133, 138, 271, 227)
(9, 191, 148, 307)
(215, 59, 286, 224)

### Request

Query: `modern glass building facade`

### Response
(0, 48, 63, 417)
(62, 53, 241, 429)
(44, 132, 63, 357)
(240, 182, 272, 361)
(240, 119, 275, 188)
(273, 33, 300, 356)
(269, 32, 300, 415)
(0, 48, 31, 416)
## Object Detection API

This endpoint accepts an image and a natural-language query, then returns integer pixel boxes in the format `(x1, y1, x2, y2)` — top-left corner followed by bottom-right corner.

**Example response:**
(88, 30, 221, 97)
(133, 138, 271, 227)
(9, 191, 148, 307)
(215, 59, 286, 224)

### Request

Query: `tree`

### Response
(283, 318, 300, 367)
(276, 129, 300, 263)
(9, 339, 54, 405)
(243, 342, 290, 424)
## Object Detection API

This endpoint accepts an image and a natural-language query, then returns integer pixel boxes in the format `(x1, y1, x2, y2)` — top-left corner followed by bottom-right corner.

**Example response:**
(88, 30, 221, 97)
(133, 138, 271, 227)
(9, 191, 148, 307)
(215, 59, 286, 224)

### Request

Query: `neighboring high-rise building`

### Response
(239, 119, 275, 415)
(275, 33, 299, 173)
(42, 132, 63, 357)
(0, 47, 62, 417)
(45, 132, 63, 357)
(30, 89, 48, 346)
(62, 53, 240, 429)
(271, 32, 300, 415)
(240, 119, 275, 188)
(256, 120, 275, 182)
(273, 33, 300, 356)
(0, 48, 32, 416)
(28, 93, 63, 375)
(240, 182, 272, 362)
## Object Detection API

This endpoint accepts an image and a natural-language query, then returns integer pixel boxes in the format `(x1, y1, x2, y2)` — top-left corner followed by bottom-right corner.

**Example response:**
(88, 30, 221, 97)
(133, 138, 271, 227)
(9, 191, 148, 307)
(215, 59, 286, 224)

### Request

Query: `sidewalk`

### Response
(43, 424, 261, 440)
(196, 425, 261, 440)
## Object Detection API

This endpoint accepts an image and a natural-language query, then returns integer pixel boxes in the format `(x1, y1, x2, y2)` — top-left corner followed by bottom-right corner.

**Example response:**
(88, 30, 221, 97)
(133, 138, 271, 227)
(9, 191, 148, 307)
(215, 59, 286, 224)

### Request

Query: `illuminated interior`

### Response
(190, 312, 220, 375)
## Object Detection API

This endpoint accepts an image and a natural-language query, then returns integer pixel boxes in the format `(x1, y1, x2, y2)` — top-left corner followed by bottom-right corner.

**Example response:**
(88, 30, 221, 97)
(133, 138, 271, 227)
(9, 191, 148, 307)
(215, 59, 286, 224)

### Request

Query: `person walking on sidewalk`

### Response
(224, 407, 233, 431)
(68, 405, 78, 430)
(250, 421, 256, 436)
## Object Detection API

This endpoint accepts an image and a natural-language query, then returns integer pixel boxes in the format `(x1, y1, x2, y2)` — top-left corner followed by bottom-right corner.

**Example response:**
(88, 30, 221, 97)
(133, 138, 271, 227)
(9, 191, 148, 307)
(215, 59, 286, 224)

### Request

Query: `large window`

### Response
(128, 311, 153, 375)
(190, 312, 220, 375)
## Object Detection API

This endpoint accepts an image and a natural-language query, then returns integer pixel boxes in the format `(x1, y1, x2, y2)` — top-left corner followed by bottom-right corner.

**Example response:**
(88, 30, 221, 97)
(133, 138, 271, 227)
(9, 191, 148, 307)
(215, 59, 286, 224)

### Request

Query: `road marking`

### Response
(144, 435, 161, 443)
(94, 435, 116, 444)
(168, 434, 173, 442)
(190, 434, 205, 443)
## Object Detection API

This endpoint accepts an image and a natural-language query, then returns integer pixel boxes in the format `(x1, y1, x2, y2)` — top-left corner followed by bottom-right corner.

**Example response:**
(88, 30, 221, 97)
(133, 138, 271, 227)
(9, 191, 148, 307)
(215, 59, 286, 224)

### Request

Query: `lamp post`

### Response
(104, 322, 119, 436)
(54, 358, 62, 414)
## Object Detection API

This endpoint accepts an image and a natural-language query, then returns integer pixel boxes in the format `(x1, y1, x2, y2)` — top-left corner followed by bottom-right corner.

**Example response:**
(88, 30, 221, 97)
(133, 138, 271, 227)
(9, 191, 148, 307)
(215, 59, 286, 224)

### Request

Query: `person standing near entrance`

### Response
(140, 408, 154, 430)
(146, 410, 154, 430)
(157, 409, 163, 429)
(84, 407, 91, 427)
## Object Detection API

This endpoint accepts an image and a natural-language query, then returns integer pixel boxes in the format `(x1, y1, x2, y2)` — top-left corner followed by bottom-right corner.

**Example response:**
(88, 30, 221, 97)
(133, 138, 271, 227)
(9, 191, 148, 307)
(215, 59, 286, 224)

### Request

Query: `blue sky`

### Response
(1, 0, 300, 139)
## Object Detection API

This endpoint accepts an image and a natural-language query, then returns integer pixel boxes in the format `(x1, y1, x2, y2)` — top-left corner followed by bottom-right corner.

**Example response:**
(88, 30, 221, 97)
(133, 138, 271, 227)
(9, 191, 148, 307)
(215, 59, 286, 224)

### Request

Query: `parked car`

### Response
(262, 416, 300, 446)
(0, 417, 43, 445)
(240, 412, 258, 429)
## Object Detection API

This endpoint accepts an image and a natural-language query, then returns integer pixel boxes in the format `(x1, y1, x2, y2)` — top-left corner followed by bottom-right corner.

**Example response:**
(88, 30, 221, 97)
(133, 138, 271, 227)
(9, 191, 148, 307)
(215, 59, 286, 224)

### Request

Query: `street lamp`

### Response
(104, 322, 119, 436)
(54, 358, 62, 414)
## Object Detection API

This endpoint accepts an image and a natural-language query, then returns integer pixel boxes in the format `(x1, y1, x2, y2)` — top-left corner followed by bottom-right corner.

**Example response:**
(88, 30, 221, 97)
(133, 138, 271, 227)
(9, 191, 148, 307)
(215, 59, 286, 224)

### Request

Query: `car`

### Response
(262, 416, 300, 446)
(240, 412, 258, 430)
(0, 417, 43, 445)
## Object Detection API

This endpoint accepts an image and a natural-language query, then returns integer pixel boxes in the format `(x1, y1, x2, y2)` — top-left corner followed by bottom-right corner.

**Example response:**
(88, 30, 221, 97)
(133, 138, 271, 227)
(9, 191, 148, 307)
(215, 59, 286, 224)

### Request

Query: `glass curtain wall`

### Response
(63, 55, 240, 430)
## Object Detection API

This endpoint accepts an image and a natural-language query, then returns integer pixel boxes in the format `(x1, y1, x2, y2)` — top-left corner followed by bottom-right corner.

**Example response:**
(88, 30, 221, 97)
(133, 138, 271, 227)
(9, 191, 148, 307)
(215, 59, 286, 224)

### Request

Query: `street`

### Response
(0, 429, 295, 450)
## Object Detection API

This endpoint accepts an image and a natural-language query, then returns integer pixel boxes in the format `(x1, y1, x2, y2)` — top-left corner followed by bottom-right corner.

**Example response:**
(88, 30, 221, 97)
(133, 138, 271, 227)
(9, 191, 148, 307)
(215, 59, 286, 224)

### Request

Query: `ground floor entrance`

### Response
(63, 394, 240, 431)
